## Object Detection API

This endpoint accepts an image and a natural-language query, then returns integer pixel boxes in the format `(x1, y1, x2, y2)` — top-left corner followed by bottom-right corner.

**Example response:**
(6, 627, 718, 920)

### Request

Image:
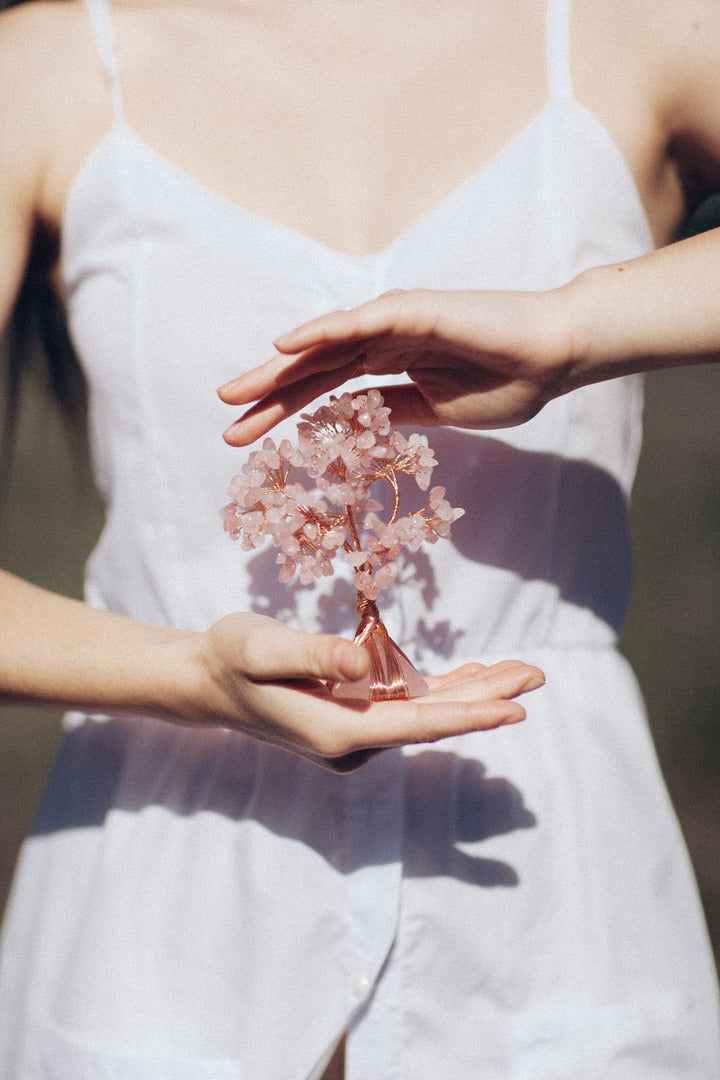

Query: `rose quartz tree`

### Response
(222, 390, 463, 702)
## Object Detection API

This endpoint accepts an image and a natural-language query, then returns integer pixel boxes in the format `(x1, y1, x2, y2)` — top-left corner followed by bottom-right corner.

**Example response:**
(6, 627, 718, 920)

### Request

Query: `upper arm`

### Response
(661, 2, 720, 206)
(0, 4, 69, 338)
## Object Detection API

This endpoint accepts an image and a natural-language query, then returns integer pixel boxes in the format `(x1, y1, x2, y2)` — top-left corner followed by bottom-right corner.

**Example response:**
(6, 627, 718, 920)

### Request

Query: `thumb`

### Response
(235, 616, 370, 684)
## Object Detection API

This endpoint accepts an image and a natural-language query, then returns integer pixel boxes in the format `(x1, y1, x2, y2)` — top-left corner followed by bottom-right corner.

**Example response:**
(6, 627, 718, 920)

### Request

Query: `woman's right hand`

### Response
(180, 612, 544, 772)
(0, 572, 543, 774)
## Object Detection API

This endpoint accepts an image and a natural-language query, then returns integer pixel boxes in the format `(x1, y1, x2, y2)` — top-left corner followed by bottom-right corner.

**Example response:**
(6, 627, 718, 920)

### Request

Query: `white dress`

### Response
(1, 0, 718, 1076)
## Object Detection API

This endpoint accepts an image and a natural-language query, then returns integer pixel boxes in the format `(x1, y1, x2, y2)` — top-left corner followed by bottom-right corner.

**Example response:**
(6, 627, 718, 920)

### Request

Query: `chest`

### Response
(45, 0, 683, 255)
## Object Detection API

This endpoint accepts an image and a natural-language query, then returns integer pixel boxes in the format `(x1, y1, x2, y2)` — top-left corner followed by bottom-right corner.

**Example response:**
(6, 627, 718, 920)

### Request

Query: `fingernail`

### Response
(218, 378, 242, 394)
(222, 421, 245, 442)
(523, 673, 545, 692)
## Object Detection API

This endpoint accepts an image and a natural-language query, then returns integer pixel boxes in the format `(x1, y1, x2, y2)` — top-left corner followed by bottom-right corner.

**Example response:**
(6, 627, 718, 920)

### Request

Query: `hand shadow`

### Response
(402, 750, 536, 887)
(31, 725, 535, 889)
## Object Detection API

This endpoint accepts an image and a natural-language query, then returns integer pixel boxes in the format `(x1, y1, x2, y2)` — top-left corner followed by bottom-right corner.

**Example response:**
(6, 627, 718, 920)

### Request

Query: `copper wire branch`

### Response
(330, 594, 428, 702)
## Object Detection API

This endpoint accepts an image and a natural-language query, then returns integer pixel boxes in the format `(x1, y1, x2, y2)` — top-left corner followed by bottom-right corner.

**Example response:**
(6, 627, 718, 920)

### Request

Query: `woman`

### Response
(0, 0, 718, 1076)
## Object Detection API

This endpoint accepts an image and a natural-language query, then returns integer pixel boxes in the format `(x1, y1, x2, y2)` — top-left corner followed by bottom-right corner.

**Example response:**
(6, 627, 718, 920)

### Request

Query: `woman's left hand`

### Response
(221, 234, 720, 446)
(219, 288, 572, 445)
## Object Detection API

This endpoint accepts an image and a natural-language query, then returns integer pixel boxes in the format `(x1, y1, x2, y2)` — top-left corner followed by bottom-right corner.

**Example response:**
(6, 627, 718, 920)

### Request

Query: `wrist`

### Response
(546, 266, 637, 394)
(514, 285, 582, 402)
(123, 627, 208, 724)
(152, 628, 239, 729)
(551, 235, 720, 391)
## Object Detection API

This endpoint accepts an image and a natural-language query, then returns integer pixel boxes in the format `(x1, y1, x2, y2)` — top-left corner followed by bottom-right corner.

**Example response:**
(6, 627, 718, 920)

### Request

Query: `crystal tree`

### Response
(221, 390, 463, 702)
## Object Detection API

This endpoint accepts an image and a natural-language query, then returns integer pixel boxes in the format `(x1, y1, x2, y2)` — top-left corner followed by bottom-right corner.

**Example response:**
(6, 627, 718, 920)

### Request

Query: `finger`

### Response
(238, 656, 543, 770)
(422, 662, 489, 692)
(373, 660, 545, 741)
(273, 299, 402, 355)
(344, 695, 528, 751)
(425, 659, 545, 701)
(239, 619, 371, 684)
(326, 660, 544, 752)
(222, 358, 363, 445)
(273, 289, 435, 355)
(259, 684, 524, 766)
(312, 692, 525, 772)
(218, 340, 364, 406)
(223, 377, 440, 446)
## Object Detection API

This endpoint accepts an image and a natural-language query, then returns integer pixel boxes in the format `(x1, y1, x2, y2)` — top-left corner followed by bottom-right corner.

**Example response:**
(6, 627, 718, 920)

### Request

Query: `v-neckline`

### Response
(63, 98, 653, 267)
(64, 103, 557, 264)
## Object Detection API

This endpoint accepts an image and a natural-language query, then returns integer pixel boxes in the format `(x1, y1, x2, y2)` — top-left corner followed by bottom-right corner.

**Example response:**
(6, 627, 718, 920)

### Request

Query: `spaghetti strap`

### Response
(546, 0, 573, 102)
(81, 0, 124, 120)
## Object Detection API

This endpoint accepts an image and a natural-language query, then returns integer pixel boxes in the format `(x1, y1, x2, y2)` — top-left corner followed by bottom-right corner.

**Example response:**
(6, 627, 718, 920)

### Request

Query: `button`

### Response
(352, 972, 371, 997)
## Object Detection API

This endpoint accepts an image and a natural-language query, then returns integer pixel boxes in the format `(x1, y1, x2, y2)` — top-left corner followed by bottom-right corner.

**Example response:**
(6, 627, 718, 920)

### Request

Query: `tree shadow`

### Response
(241, 432, 632, 664)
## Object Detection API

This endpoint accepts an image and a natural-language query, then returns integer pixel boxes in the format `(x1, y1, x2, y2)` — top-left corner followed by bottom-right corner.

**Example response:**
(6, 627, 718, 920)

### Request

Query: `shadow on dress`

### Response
(243, 432, 633, 652)
(30, 720, 535, 889)
(29, 434, 627, 891)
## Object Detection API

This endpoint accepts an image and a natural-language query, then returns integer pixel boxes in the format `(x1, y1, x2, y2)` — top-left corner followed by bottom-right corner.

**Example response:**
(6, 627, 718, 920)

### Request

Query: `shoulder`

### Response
(574, 0, 720, 110)
(650, 0, 720, 198)
(574, 0, 720, 204)
(613, 0, 720, 133)
(0, 2, 110, 229)
(0, 2, 92, 150)
(658, 1, 720, 122)
(0, 1, 89, 66)
(0, 5, 67, 220)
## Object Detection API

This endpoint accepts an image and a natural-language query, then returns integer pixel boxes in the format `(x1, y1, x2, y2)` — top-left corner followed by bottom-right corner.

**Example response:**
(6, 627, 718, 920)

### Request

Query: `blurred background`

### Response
(1, 340, 720, 971)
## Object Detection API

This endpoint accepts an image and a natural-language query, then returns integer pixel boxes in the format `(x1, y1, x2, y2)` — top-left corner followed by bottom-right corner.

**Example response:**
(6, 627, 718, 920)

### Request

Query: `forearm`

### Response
(0, 569, 197, 719)
(557, 227, 720, 392)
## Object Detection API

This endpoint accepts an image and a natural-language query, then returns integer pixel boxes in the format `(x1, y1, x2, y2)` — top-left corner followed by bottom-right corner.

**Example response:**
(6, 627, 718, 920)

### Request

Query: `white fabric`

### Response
(1, 0, 719, 1076)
